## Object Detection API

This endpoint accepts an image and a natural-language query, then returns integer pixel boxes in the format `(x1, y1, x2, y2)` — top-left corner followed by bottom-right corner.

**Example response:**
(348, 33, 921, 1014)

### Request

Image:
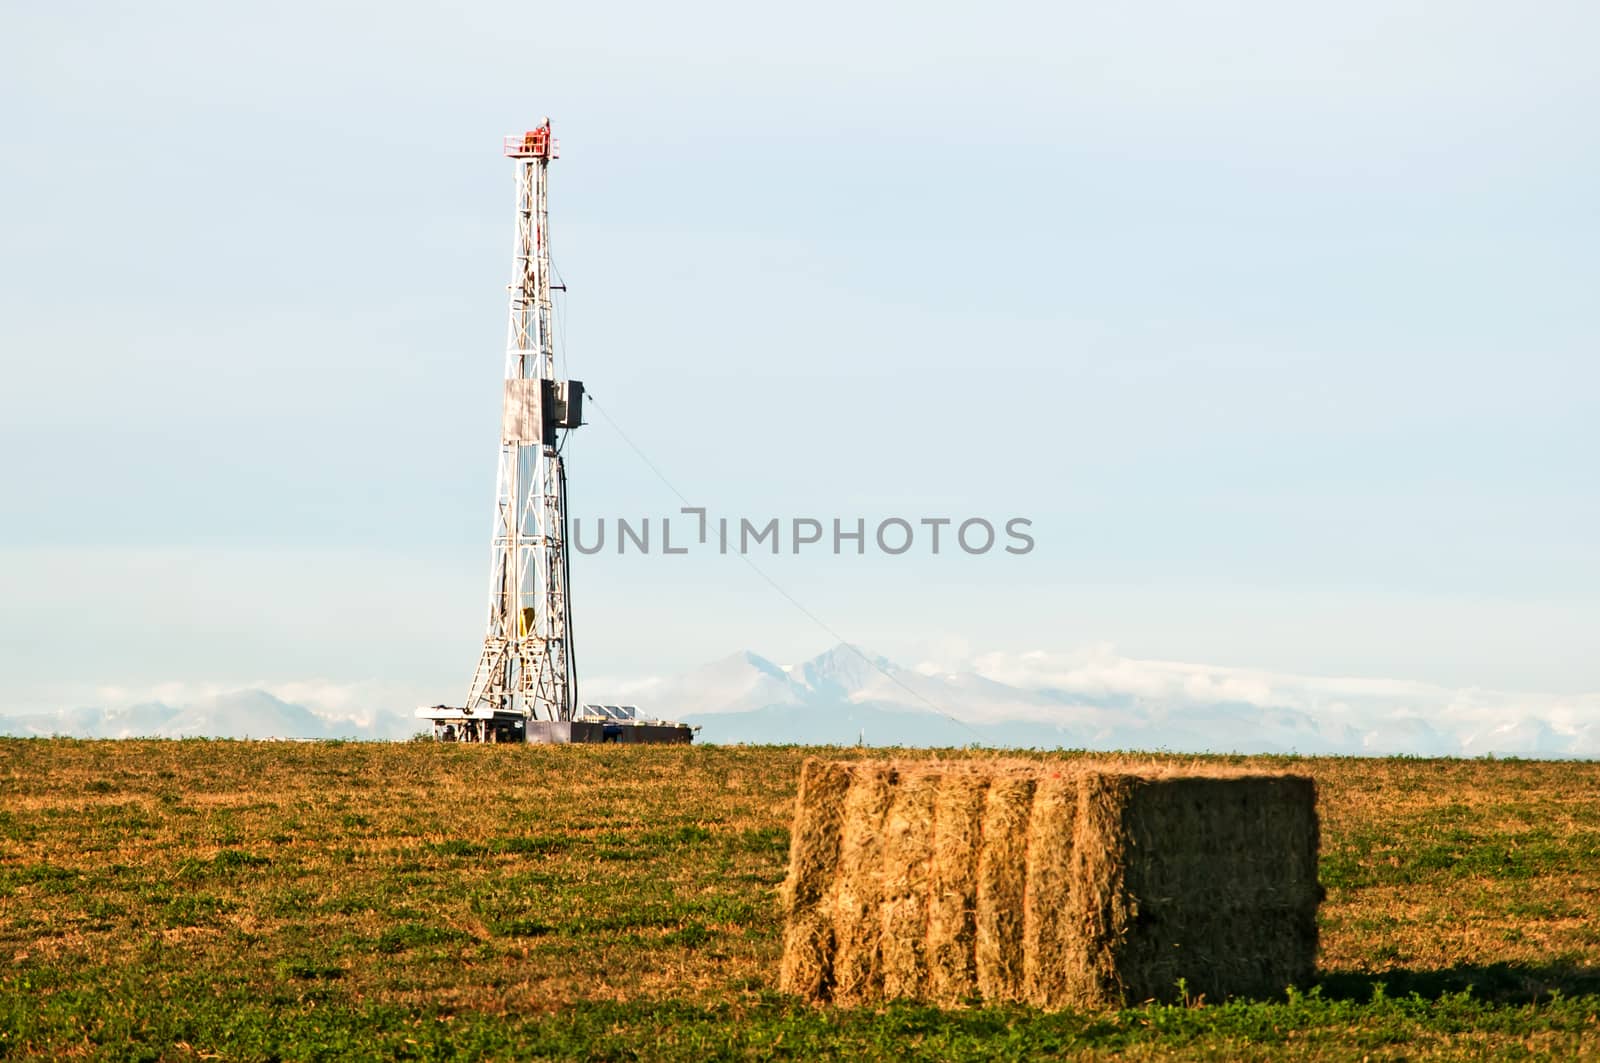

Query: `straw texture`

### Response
(778, 757, 1320, 1009)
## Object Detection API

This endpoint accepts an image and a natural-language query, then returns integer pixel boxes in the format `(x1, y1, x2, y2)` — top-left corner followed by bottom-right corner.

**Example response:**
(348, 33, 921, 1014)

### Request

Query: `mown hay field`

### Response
(2, 740, 1599, 1060)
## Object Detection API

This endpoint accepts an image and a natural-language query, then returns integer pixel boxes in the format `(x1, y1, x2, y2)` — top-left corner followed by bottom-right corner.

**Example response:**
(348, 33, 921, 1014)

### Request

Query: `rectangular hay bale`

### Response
(778, 757, 1319, 1010)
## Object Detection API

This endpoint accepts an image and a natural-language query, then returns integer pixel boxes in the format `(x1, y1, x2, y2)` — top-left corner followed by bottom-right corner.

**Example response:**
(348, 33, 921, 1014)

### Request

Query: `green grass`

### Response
(2, 740, 1599, 1060)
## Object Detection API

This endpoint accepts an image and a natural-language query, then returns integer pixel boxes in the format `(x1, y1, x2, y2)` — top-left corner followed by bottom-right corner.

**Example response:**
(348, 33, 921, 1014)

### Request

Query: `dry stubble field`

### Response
(2, 740, 1599, 1060)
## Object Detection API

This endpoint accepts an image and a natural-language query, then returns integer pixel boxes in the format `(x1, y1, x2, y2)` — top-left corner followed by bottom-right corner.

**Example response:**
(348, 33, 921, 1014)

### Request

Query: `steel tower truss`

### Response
(464, 121, 580, 725)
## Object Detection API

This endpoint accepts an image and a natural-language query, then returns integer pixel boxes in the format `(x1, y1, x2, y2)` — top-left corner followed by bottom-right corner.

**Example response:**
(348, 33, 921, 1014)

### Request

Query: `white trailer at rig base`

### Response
(415, 120, 692, 747)
(419, 705, 695, 745)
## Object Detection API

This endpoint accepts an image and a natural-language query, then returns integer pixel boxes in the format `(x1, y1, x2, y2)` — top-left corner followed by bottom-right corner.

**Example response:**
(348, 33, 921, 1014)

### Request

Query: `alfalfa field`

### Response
(2, 740, 1599, 1060)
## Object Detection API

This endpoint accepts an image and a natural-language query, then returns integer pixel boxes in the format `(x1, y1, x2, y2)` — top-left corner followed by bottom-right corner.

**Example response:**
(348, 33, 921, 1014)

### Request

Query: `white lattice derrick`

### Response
(462, 120, 579, 727)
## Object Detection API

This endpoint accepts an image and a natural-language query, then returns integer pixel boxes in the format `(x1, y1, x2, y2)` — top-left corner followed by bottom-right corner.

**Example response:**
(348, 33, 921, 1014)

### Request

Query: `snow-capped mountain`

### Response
(634, 650, 810, 717)
(0, 690, 412, 741)
(632, 643, 1600, 757)
(654, 644, 1323, 751)
(7, 644, 1596, 756)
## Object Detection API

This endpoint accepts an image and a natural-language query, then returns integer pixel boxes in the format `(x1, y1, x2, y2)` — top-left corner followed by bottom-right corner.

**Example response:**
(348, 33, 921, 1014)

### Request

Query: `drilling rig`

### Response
(417, 121, 691, 745)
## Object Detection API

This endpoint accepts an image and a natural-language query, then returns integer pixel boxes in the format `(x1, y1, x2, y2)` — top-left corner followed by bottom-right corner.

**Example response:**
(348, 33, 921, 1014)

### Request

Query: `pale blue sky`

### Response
(2, 1, 1596, 712)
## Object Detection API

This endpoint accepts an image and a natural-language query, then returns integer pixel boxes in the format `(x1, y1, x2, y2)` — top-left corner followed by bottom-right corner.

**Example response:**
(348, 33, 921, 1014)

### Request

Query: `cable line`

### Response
(585, 393, 986, 742)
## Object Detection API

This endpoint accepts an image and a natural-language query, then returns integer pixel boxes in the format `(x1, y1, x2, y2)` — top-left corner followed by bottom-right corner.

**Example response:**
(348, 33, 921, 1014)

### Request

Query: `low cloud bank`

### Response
(7, 646, 1596, 757)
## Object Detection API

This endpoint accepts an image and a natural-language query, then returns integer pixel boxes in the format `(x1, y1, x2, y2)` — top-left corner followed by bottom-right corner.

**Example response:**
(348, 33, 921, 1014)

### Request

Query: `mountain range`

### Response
(0, 690, 410, 741)
(642, 644, 1596, 756)
(5, 643, 1597, 757)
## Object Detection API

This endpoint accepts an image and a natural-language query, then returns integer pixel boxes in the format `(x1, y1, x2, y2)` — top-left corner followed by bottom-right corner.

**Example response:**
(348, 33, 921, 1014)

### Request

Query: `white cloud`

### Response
(8, 643, 1598, 756)
(962, 644, 1600, 752)
(577, 674, 670, 702)
(4, 677, 426, 737)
